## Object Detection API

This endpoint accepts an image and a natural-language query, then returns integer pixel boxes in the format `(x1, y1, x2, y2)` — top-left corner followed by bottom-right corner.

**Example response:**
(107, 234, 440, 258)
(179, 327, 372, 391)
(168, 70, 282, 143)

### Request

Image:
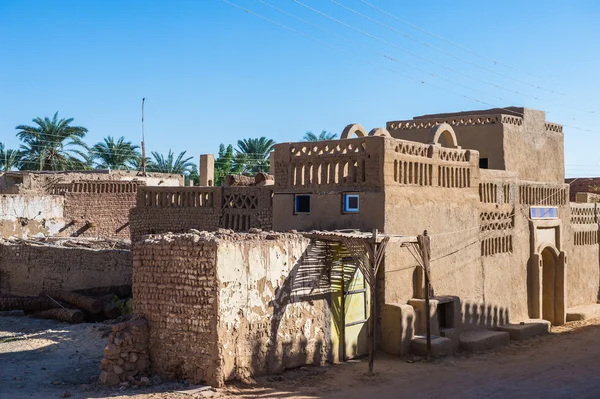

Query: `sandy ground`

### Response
(2, 313, 600, 399)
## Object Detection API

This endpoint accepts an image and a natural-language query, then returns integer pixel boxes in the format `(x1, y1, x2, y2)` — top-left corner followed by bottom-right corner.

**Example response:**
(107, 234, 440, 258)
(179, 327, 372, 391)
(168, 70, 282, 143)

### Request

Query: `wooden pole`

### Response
(368, 228, 378, 374)
(418, 230, 432, 359)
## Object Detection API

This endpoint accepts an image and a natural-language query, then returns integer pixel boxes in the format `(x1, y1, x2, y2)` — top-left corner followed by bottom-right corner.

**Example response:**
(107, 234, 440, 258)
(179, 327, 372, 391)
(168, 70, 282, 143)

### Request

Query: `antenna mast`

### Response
(140, 97, 147, 176)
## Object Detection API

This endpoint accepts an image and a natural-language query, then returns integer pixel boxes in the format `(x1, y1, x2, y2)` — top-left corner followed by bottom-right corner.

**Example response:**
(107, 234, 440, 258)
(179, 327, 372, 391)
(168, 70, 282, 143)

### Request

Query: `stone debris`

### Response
(98, 316, 151, 386)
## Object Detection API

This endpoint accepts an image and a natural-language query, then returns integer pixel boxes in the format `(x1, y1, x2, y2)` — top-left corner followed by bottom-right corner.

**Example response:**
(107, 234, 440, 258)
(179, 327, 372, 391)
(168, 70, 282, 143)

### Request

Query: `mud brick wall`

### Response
(133, 233, 220, 386)
(129, 186, 273, 243)
(216, 235, 330, 384)
(133, 231, 331, 387)
(57, 181, 145, 239)
(0, 241, 131, 296)
(99, 317, 151, 386)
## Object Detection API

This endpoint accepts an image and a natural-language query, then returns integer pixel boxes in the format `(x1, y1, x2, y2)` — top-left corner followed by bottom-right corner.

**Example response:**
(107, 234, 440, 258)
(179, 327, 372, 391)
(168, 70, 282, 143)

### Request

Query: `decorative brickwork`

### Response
(518, 183, 568, 206)
(130, 186, 273, 242)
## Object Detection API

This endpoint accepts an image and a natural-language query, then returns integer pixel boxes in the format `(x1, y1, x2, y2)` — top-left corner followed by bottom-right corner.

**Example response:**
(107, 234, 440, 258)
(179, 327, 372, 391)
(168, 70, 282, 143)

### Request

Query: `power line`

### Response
(229, 0, 597, 134)
(256, 0, 505, 101)
(330, 0, 565, 96)
(357, 0, 562, 86)
(291, 0, 595, 114)
(290, 0, 537, 100)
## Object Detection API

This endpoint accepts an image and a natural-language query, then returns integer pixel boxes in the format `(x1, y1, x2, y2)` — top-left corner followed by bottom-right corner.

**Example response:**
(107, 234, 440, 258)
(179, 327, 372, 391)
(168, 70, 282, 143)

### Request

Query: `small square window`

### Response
(343, 194, 360, 213)
(295, 195, 311, 214)
(479, 158, 489, 169)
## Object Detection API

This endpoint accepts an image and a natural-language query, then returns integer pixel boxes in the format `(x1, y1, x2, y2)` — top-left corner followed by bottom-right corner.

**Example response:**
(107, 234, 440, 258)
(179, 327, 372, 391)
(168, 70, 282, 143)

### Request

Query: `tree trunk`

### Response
(254, 172, 274, 186)
(46, 291, 102, 314)
(225, 174, 254, 186)
(102, 301, 120, 319)
(31, 308, 84, 324)
(0, 296, 60, 312)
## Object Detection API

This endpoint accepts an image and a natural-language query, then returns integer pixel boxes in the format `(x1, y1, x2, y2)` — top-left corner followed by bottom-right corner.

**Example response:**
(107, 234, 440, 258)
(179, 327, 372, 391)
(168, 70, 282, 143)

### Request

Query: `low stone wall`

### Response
(99, 317, 151, 386)
(133, 230, 331, 387)
(0, 240, 132, 296)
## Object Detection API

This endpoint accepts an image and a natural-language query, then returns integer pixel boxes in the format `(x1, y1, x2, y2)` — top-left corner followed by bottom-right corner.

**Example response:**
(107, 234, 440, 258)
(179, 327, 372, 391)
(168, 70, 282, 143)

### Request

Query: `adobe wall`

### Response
(55, 181, 144, 239)
(0, 240, 132, 296)
(133, 233, 220, 386)
(0, 194, 66, 238)
(387, 107, 564, 183)
(566, 178, 600, 202)
(0, 170, 183, 195)
(271, 137, 386, 232)
(133, 231, 331, 387)
(129, 186, 273, 242)
(502, 109, 564, 184)
(382, 164, 573, 327)
(567, 203, 600, 307)
(216, 235, 330, 383)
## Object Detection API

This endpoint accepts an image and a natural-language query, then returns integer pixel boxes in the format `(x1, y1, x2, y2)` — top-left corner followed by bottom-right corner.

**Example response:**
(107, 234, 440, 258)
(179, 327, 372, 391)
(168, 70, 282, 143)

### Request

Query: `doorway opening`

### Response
(541, 247, 562, 325)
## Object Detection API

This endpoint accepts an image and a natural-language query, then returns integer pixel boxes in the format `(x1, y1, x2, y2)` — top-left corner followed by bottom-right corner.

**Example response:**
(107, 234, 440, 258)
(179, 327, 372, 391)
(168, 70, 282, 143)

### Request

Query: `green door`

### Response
(342, 260, 369, 360)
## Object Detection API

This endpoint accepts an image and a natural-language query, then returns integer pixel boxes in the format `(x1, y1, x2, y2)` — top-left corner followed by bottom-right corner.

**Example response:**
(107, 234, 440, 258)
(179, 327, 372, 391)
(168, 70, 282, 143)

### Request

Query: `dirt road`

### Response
(2, 313, 600, 399)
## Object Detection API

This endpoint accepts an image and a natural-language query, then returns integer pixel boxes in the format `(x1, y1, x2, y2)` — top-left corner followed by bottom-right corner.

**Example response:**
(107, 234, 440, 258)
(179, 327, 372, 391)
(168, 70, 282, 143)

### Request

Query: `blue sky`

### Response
(0, 0, 598, 176)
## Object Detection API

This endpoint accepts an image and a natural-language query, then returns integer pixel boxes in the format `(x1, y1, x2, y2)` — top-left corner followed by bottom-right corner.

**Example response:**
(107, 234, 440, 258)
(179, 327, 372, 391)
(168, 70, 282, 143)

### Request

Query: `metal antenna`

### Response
(139, 97, 147, 176)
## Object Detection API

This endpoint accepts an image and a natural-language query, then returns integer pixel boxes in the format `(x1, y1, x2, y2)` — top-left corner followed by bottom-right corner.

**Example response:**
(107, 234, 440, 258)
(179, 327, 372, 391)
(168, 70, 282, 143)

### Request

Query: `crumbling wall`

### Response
(216, 235, 330, 383)
(0, 170, 183, 195)
(56, 181, 145, 238)
(99, 317, 151, 386)
(0, 240, 132, 296)
(133, 231, 331, 387)
(0, 194, 66, 238)
(133, 233, 220, 385)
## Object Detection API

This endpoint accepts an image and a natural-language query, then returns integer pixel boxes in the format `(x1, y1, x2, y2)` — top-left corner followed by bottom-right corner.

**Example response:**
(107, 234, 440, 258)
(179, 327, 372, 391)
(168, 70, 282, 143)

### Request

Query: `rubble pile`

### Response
(99, 317, 151, 386)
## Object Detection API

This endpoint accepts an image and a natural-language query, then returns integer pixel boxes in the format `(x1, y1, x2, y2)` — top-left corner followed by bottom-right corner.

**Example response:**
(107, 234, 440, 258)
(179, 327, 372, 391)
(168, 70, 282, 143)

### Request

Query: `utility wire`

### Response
(291, 0, 594, 114)
(257, 0, 505, 101)
(330, 0, 565, 96)
(233, 1, 596, 134)
(358, 0, 562, 86)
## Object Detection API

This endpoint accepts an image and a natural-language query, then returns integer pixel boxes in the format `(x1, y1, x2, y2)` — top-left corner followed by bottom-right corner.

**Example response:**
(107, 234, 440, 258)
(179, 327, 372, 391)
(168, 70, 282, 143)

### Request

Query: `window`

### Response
(343, 193, 360, 213)
(479, 158, 489, 169)
(295, 195, 311, 214)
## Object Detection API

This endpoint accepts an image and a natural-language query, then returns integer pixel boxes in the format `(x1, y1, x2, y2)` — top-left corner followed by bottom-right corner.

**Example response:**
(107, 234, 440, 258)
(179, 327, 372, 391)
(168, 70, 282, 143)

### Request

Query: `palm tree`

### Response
(148, 149, 195, 175)
(303, 130, 337, 141)
(236, 137, 276, 174)
(91, 136, 140, 170)
(16, 112, 89, 171)
(214, 144, 246, 185)
(0, 143, 20, 171)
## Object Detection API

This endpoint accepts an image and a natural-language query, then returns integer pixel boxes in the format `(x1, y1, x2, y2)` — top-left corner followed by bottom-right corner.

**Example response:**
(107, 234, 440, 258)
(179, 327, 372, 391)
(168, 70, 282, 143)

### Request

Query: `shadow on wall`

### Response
(245, 241, 338, 378)
(462, 301, 510, 329)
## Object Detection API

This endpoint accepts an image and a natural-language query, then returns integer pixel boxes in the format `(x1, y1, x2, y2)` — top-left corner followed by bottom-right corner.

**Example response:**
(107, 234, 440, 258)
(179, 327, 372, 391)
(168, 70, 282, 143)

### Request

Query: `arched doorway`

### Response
(541, 247, 558, 324)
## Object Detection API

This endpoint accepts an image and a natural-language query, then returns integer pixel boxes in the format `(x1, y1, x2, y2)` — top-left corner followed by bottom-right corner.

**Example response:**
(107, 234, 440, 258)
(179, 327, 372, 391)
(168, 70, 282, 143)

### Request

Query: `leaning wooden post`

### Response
(418, 230, 432, 359)
(368, 228, 378, 374)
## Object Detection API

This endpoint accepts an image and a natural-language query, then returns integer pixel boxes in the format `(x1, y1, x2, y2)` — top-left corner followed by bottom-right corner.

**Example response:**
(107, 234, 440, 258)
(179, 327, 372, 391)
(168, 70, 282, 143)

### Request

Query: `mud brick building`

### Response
(127, 107, 600, 386)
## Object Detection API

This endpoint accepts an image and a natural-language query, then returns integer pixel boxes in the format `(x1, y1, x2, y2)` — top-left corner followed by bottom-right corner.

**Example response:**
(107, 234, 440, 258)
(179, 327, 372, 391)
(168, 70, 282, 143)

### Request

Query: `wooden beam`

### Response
(417, 231, 432, 359)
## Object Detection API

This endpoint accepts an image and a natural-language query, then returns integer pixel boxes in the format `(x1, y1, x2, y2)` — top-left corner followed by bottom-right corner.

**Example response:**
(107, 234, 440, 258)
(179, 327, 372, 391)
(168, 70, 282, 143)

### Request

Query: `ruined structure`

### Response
(0, 238, 131, 296)
(0, 170, 183, 239)
(0, 170, 183, 296)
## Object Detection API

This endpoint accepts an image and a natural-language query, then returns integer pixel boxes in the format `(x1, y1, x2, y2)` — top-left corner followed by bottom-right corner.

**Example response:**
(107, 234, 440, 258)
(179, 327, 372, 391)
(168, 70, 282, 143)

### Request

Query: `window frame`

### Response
(343, 193, 360, 213)
(294, 194, 311, 214)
